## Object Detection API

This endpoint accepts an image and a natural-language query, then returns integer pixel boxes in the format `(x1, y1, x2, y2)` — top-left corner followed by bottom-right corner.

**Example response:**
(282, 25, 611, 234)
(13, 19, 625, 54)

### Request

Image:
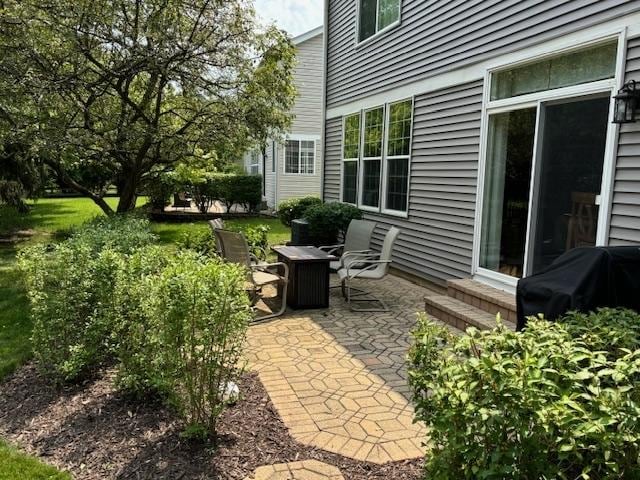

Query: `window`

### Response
(358, 0, 400, 43)
(340, 98, 413, 214)
(249, 151, 260, 175)
(361, 107, 384, 208)
(285, 139, 315, 174)
(384, 100, 412, 212)
(491, 41, 617, 101)
(342, 113, 361, 204)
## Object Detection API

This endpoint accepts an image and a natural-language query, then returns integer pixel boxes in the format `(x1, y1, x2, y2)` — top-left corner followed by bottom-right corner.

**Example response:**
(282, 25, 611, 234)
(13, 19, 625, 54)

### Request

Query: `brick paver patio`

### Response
(246, 273, 440, 464)
(245, 460, 344, 480)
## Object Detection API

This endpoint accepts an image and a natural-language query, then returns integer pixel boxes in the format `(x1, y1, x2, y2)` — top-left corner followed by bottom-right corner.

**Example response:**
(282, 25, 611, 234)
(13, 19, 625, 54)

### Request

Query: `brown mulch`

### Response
(0, 364, 423, 479)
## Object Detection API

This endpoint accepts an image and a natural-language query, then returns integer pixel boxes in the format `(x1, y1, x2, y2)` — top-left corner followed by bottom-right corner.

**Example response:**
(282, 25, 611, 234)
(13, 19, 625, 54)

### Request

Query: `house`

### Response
(241, 26, 324, 210)
(320, 0, 640, 326)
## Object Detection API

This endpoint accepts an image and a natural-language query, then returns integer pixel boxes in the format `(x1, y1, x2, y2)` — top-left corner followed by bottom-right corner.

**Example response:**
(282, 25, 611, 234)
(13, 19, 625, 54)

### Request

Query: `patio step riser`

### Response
(447, 279, 518, 324)
(424, 296, 502, 332)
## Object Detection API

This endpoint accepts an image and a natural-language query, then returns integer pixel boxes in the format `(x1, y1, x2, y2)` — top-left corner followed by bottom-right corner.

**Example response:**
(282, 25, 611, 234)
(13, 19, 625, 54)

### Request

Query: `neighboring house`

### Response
(321, 0, 640, 295)
(241, 26, 324, 210)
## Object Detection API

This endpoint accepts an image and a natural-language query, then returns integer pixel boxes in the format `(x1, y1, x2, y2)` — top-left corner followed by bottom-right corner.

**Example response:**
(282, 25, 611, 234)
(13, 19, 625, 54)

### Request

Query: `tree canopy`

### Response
(0, 0, 296, 213)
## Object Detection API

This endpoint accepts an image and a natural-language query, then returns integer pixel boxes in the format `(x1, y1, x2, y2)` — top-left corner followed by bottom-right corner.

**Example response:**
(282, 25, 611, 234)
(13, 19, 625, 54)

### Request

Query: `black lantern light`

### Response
(613, 80, 640, 124)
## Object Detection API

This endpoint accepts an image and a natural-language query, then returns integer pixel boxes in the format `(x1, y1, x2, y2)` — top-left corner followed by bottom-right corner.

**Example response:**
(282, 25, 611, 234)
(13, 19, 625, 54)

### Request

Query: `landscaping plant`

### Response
(277, 196, 322, 227)
(18, 216, 156, 382)
(408, 309, 640, 480)
(148, 251, 251, 439)
(303, 202, 362, 245)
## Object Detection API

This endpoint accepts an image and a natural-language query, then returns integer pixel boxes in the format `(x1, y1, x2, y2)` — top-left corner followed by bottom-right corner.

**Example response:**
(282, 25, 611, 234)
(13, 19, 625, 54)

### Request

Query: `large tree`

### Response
(0, 0, 295, 214)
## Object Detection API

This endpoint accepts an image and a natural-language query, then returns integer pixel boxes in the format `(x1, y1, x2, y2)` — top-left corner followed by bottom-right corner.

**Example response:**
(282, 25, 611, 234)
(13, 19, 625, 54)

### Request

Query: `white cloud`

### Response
(254, 0, 323, 37)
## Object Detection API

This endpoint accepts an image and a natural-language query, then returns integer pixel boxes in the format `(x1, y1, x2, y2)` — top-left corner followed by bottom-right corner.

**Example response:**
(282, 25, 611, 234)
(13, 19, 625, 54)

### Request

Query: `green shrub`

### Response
(408, 309, 640, 480)
(112, 245, 174, 395)
(277, 196, 322, 227)
(18, 216, 156, 382)
(148, 251, 251, 438)
(177, 228, 219, 257)
(145, 174, 175, 212)
(172, 173, 262, 213)
(303, 202, 362, 245)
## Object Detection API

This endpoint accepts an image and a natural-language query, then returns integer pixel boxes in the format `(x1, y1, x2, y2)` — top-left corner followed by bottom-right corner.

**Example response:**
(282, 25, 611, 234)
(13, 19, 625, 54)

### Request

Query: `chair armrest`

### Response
(346, 259, 392, 279)
(340, 251, 376, 268)
(318, 243, 344, 255)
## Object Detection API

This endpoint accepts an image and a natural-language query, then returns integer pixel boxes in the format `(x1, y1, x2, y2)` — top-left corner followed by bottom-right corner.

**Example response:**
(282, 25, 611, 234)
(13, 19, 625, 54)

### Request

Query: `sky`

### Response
(254, 0, 323, 37)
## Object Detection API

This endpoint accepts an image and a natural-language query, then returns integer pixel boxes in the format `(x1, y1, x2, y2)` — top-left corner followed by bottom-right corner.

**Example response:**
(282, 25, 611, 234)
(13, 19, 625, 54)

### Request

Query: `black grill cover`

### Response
(516, 246, 640, 331)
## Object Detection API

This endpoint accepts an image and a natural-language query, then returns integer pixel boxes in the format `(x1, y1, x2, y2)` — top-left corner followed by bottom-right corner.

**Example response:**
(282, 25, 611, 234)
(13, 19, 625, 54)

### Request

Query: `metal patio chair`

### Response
(337, 226, 400, 312)
(319, 219, 377, 271)
(214, 229, 289, 322)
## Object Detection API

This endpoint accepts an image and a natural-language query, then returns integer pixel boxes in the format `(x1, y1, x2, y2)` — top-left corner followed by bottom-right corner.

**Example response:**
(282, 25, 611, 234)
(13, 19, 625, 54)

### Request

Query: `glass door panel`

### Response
(528, 96, 610, 273)
(479, 108, 537, 278)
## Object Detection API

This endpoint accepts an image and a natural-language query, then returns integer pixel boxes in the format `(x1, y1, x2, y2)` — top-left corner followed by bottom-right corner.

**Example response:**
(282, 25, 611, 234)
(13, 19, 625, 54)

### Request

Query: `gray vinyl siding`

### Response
(291, 34, 324, 135)
(323, 117, 342, 202)
(324, 80, 483, 285)
(609, 36, 640, 245)
(326, 0, 640, 108)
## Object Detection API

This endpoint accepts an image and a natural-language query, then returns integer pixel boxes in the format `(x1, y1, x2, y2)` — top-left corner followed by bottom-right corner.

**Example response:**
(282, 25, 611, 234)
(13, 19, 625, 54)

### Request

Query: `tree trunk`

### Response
(117, 174, 140, 213)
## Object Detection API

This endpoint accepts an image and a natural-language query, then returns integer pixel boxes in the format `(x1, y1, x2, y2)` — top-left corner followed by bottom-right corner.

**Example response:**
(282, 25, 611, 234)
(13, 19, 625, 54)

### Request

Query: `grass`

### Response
(0, 441, 70, 480)
(0, 196, 289, 478)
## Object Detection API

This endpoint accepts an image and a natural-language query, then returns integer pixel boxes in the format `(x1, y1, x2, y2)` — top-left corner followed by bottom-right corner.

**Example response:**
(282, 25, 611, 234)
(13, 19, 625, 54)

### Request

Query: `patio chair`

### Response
(337, 226, 400, 312)
(214, 229, 289, 322)
(208, 219, 225, 254)
(319, 219, 377, 271)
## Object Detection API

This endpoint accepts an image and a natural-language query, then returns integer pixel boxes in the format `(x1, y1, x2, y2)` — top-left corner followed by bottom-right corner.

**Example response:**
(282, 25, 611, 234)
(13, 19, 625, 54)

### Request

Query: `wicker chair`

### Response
(214, 229, 289, 322)
(337, 227, 400, 312)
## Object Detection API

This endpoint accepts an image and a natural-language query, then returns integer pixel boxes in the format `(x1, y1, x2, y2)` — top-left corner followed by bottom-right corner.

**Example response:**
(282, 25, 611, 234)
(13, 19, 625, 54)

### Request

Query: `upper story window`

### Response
(491, 41, 617, 101)
(358, 0, 400, 43)
(285, 139, 315, 175)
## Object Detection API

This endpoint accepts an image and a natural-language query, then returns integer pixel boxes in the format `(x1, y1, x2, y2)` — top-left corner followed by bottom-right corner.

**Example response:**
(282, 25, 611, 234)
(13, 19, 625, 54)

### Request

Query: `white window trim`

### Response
(359, 105, 385, 211)
(248, 151, 261, 175)
(340, 112, 361, 205)
(381, 98, 414, 217)
(283, 136, 318, 175)
(355, 0, 401, 49)
(471, 30, 627, 291)
(339, 98, 414, 218)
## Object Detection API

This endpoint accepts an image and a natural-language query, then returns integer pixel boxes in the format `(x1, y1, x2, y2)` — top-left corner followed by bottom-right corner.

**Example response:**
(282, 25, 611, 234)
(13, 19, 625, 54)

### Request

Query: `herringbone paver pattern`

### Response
(245, 460, 344, 480)
(246, 274, 440, 464)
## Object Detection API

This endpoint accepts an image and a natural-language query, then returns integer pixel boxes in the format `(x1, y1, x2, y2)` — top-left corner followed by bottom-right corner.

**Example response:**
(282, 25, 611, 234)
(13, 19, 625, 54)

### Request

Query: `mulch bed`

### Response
(0, 364, 423, 479)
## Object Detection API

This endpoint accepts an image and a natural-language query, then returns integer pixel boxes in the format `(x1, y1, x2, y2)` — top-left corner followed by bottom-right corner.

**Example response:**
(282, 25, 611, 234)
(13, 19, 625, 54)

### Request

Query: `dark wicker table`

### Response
(272, 246, 337, 309)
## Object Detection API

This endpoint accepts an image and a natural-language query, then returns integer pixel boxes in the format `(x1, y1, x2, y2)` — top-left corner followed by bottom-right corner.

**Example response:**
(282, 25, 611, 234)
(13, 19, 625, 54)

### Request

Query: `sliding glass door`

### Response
(528, 96, 610, 274)
(478, 94, 611, 281)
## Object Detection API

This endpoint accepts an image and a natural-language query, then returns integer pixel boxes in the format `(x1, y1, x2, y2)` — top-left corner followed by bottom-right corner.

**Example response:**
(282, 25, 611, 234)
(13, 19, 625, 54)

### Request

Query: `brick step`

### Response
(424, 294, 516, 332)
(447, 278, 517, 324)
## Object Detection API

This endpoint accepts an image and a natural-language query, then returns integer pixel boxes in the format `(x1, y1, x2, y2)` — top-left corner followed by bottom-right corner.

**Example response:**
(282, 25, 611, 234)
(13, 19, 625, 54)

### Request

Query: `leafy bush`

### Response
(147, 251, 251, 438)
(171, 173, 262, 213)
(303, 202, 362, 245)
(18, 216, 156, 382)
(177, 228, 219, 257)
(112, 245, 174, 395)
(145, 174, 175, 212)
(408, 309, 640, 480)
(277, 196, 322, 227)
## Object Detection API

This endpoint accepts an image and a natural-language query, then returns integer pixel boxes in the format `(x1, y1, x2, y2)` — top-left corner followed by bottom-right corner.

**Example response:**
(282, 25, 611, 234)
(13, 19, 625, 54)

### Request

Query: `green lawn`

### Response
(0, 441, 70, 480)
(0, 196, 288, 479)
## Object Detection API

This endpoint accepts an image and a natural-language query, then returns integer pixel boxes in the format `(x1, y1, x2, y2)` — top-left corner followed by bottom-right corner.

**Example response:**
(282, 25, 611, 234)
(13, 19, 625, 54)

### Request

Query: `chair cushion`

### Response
(252, 270, 282, 286)
(337, 267, 385, 281)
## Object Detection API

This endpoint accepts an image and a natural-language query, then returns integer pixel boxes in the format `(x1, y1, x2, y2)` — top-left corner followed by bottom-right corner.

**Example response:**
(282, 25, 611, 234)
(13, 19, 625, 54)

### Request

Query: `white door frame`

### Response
(472, 31, 627, 292)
